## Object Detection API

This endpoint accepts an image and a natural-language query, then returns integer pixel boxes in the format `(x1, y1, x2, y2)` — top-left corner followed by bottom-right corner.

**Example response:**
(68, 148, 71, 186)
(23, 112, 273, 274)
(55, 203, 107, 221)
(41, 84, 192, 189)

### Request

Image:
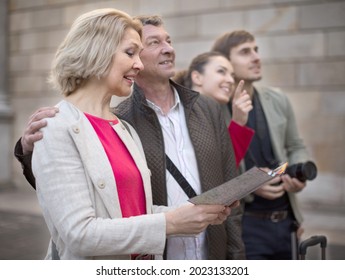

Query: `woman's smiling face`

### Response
(105, 27, 144, 97)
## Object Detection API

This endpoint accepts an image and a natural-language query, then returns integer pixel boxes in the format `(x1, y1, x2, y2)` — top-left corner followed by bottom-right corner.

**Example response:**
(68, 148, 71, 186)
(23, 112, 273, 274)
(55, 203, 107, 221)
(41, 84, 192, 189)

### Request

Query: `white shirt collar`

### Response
(146, 87, 180, 115)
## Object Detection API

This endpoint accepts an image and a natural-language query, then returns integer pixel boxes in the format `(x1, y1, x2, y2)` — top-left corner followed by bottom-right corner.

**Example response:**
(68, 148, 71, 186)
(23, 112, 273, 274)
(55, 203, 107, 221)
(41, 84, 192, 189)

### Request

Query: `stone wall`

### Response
(0, 0, 13, 189)
(7, 0, 345, 209)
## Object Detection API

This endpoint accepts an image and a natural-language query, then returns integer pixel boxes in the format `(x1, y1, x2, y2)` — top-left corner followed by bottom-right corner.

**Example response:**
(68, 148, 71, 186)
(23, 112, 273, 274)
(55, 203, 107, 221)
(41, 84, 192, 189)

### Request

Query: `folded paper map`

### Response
(189, 163, 287, 205)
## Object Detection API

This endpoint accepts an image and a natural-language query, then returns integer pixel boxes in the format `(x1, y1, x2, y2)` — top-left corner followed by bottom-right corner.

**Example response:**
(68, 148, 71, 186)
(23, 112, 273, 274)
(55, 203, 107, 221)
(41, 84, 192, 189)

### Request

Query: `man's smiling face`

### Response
(138, 24, 176, 81)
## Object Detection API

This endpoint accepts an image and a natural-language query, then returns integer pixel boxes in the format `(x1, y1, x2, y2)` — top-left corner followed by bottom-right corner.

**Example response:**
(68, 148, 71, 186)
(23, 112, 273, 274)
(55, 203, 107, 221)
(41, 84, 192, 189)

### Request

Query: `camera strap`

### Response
(165, 154, 197, 198)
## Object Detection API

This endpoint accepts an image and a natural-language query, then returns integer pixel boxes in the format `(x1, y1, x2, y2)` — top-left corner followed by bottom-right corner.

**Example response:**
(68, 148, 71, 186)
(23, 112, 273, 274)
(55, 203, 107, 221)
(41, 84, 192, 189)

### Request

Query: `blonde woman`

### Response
(30, 9, 231, 260)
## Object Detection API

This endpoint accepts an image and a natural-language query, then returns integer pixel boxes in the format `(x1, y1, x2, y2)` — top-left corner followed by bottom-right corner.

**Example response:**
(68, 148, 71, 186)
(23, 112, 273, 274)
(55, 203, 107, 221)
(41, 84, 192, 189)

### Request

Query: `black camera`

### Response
(285, 161, 317, 182)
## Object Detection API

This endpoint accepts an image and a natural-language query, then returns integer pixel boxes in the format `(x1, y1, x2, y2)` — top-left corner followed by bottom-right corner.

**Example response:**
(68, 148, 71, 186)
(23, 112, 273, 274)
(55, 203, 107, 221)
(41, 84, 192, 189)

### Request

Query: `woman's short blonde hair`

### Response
(49, 8, 142, 96)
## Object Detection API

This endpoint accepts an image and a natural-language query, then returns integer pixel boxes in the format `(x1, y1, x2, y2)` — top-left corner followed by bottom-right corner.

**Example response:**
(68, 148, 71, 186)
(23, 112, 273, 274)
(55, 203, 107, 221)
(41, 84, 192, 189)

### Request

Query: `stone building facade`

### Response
(3, 0, 345, 212)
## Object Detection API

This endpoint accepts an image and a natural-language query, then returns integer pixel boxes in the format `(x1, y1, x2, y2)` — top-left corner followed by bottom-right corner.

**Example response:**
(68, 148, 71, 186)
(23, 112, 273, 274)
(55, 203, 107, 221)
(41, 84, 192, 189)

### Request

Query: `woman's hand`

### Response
(165, 203, 234, 236)
(232, 80, 253, 126)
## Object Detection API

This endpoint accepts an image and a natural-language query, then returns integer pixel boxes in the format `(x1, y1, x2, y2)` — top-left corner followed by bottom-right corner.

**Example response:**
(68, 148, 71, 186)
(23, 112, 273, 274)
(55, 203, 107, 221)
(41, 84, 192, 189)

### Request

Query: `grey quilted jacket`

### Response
(115, 80, 245, 260)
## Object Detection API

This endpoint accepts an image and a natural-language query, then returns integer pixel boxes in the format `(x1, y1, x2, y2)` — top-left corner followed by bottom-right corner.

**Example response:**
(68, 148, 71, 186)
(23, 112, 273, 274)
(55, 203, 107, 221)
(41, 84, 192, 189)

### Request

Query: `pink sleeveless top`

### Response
(85, 113, 146, 217)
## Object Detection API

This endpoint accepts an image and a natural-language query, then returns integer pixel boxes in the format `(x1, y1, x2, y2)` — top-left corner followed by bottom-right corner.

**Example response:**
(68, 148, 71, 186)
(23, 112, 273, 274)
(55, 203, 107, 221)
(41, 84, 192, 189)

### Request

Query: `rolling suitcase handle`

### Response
(299, 235, 327, 260)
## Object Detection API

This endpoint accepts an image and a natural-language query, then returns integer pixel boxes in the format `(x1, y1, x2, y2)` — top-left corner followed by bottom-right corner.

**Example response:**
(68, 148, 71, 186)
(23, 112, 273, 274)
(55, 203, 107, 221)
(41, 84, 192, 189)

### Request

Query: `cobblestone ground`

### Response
(0, 210, 50, 260)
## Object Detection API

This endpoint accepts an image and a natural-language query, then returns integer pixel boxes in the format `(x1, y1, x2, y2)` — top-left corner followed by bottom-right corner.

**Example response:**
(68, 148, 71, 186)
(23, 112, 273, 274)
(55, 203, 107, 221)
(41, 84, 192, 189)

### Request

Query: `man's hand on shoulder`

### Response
(21, 107, 59, 155)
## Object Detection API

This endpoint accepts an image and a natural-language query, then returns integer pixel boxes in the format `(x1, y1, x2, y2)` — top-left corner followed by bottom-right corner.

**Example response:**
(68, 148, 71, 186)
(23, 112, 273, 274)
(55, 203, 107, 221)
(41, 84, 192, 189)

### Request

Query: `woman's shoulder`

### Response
(56, 100, 83, 116)
(44, 100, 83, 129)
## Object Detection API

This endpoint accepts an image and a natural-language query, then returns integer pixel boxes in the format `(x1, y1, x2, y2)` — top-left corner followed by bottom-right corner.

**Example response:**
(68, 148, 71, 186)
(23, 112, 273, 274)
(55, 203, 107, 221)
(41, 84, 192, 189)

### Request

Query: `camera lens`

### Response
(301, 161, 317, 181)
(286, 161, 317, 182)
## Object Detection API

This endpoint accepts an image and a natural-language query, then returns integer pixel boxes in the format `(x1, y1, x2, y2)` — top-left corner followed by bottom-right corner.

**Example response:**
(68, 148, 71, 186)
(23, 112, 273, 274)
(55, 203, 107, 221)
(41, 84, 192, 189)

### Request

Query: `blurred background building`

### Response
(0, 0, 344, 259)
